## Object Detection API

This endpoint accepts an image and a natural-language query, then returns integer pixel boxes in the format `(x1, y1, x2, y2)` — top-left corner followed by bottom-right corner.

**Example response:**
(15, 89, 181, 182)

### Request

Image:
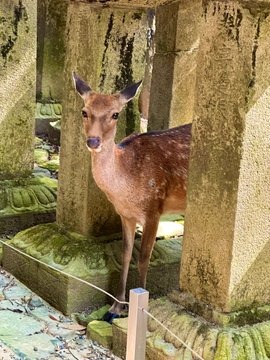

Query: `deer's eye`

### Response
(82, 110, 88, 118)
(112, 112, 119, 120)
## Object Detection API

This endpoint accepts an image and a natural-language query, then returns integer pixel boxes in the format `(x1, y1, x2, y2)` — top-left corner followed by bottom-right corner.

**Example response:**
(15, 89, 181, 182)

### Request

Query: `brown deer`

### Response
(73, 73, 191, 322)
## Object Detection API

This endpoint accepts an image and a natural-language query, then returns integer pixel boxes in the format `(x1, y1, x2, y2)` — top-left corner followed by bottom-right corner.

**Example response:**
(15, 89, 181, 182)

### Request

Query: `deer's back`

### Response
(118, 124, 191, 175)
(113, 123, 192, 221)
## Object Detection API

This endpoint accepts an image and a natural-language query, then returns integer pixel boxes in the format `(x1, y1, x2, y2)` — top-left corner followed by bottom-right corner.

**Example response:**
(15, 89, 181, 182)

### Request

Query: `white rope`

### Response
(2, 240, 204, 360)
(0, 240, 129, 306)
(140, 307, 205, 360)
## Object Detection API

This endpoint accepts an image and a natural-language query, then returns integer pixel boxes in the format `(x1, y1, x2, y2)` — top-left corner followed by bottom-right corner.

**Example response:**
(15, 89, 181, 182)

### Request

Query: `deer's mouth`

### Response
(93, 146, 102, 153)
(87, 145, 102, 153)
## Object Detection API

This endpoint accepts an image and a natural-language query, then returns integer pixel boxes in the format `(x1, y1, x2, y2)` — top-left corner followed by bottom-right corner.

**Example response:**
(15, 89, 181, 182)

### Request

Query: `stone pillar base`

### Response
(168, 290, 270, 327)
(112, 297, 270, 360)
(2, 223, 182, 314)
(0, 176, 57, 235)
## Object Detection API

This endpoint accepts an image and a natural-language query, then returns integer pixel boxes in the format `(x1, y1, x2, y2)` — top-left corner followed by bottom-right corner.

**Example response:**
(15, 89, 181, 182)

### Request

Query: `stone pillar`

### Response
(57, 2, 150, 236)
(148, 0, 201, 130)
(0, 0, 57, 234)
(180, 0, 270, 319)
(36, 0, 68, 102)
(0, 0, 36, 180)
(35, 0, 68, 142)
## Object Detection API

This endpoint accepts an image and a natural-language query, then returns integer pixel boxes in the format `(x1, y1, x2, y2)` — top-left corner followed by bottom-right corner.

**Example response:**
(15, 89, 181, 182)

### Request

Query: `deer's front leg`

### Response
(138, 216, 160, 289)
(104, 216, 136, 322)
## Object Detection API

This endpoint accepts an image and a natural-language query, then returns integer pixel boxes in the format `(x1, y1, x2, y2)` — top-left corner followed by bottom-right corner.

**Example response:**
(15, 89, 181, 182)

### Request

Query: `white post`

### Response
(126, 288, 149, 360)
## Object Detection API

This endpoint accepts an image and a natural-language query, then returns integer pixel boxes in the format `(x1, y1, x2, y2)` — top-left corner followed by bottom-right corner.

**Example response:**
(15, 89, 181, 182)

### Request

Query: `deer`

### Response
(73, 73, 192, 322)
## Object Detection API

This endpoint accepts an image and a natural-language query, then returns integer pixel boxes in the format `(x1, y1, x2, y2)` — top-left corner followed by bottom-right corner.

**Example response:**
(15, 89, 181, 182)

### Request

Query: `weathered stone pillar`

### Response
(0, 0, 57, 234)
(148, 0, 201, 130)
(36, 0, 68, 102)
(57, 2, 150, 236)
(180, 0, 270, 320)
(0, 0, 36, 180)
(35, 0, 68, 141)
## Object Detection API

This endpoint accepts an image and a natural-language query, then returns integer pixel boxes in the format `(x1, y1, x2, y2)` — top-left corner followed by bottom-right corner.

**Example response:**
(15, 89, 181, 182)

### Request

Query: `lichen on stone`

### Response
(145, 298, 270, 360)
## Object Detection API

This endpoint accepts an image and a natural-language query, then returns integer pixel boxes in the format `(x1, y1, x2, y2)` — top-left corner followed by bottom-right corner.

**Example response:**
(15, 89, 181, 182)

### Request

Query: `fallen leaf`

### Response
(49, 314, 60, 321)
(60, 323, 86, 331)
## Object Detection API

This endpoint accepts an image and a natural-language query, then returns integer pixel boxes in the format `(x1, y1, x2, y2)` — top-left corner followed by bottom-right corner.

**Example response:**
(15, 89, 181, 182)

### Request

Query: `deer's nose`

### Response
(86, 137, 101, 149)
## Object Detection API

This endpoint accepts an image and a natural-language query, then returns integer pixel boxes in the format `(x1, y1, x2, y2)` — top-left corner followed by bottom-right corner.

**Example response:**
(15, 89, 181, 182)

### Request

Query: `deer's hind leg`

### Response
(138, 215, 160, 289)
(104, 216, 136, 322)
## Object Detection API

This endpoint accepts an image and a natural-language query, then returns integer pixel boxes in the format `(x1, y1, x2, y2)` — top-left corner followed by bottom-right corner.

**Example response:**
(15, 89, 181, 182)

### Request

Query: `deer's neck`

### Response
(90, 140, 118, 192)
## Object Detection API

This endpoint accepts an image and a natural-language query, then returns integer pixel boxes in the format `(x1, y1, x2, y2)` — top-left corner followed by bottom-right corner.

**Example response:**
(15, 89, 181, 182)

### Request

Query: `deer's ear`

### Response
(119, 80, 142, 104)
(72, 72, 92, 100)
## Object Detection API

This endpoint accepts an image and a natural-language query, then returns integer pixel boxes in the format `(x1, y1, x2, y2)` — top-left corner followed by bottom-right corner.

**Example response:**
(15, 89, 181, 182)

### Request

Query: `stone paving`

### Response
(0, 268, 120, 360)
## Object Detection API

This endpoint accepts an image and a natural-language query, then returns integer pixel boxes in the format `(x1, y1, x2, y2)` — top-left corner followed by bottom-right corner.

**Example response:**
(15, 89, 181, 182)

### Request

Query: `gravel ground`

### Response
(0, 267, 121, 360)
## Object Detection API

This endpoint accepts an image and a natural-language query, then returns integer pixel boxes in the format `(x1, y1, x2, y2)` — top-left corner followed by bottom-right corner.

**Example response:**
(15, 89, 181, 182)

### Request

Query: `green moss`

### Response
(212, 331, 233, 360)
(202, 329, 219, 359)
(145, 298, 270, 359)
(0, 177, 56, 219)
(257, 323, 270, 356)
(8, 223, 108, 275)
(248, 328, 268, 359)
(75, 305, 111, 327)
(232, 332, 246, 360)
(87, 320, 112, 349)
(34, 149, 59, 172)
(86, 305, 111, 323)
(32, 186, 51, 205)
(215, 305, 270, 327)
(22, 188, 35, 207)
(40, 104, 52, 116)
(35, 176, 57, 190)
(34, 148, 48, 162)
(0, 190, 7, 210)
(53, 104, 62, 116)
(239, 331, 256, 359)
(12, 188, 24, 208)
(36, 103, 62, 118)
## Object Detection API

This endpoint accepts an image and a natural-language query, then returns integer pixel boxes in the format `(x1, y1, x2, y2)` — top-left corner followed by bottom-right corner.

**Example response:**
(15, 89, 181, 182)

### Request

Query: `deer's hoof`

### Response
(103, 311, 124, 324)
(103, 311, 120, 323)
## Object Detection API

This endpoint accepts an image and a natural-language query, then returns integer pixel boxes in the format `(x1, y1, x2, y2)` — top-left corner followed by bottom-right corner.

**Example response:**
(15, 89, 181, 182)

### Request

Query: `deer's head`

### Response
(73, 72, 141, 153)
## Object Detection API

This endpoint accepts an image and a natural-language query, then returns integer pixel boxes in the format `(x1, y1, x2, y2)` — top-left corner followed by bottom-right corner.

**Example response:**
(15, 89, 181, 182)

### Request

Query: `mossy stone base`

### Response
(112, 318, 128, 359)
(2, 223, 181, 314)
(87, 320, 113, 349)
(75, 305, 111, 327)
(112, 297, 270, 360)
(34, 148, 59, 172)
(169, 290, 270, 327)
(0, 177, 57, 234)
